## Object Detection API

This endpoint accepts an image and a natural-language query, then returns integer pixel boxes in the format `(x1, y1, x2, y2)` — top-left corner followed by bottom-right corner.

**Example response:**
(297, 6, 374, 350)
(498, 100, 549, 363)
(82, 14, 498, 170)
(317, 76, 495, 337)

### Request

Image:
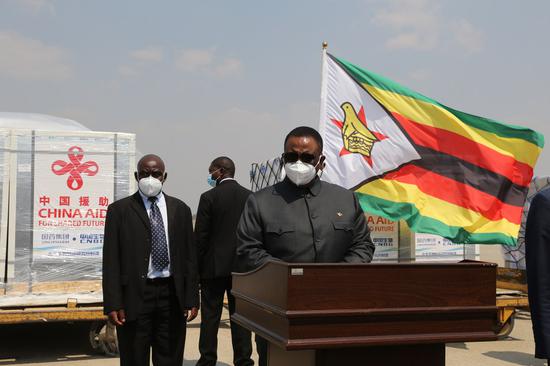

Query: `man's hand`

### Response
(185, 307, 199, 322)
(108, 309, 126, 326)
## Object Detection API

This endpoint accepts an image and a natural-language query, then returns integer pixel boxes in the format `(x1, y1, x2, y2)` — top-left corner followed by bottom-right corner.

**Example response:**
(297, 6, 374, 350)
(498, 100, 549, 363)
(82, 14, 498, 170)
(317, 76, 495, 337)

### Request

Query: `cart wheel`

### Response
(498, 314, 515, 339)
(89, 320, 119, 356)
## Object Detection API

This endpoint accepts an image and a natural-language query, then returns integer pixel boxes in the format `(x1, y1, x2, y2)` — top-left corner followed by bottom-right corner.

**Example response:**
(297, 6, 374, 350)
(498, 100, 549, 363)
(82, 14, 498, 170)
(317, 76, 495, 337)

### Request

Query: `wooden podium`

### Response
(232, 261, 498, 366)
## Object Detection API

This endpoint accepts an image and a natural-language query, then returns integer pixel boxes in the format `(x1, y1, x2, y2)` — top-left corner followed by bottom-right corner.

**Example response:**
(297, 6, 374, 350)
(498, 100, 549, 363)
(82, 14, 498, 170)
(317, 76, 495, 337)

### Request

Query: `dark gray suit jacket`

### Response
(236, 177, 374, 272)
(102, 192, 199, 321)
(526, 187, 550, 359)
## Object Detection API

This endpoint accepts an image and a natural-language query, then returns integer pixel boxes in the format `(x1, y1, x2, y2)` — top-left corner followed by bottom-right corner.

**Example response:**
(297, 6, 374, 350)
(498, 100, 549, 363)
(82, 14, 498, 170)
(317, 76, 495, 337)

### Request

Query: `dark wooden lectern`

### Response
(232, 261, 497, 366)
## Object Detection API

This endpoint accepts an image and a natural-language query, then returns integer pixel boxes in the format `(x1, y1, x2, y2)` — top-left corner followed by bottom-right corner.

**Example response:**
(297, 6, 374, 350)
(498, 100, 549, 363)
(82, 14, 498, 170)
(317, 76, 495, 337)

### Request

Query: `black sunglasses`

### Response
(282, 152, 317, 164)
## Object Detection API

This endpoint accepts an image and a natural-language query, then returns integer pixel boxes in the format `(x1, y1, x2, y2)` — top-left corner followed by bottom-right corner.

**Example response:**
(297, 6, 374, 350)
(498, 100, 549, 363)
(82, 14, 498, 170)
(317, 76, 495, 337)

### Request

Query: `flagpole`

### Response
(318, 41, 329, 144)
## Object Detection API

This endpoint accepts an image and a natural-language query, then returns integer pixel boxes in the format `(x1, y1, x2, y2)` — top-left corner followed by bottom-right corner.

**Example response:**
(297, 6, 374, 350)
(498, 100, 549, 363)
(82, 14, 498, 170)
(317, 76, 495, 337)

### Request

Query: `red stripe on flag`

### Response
(392, 112, 533, 187)
(384, 164, 523, 225)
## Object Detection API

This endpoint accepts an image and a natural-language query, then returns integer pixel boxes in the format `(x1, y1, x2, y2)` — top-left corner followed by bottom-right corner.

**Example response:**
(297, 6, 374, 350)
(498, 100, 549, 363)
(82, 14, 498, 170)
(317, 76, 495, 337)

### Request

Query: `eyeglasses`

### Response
(282, 152, 317, 164)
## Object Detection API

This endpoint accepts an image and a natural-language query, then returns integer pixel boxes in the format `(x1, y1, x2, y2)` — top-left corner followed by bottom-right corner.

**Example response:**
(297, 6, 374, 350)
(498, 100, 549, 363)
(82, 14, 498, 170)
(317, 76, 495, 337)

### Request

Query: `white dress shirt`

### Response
(139, 190, 171, 278)
(218, 177, 235, 184)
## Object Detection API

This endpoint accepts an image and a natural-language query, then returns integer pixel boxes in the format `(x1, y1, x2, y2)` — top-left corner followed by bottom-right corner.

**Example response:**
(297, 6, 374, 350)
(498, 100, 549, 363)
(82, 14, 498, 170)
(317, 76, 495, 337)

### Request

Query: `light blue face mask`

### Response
(207, 168, 221, 187)
(207, 174, 217, 187)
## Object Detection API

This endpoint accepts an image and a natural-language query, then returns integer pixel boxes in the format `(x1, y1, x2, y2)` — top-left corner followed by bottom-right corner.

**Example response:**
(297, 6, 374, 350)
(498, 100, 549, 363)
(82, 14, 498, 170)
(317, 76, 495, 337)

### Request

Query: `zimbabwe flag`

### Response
(319, 53, 544, 245)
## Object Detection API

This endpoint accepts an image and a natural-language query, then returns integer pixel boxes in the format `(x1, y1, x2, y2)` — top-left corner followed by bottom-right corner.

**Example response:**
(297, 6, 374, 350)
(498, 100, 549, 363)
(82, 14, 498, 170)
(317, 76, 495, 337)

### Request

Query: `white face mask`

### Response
(284, 161, 317, 186)
(138, 176, 163, 197)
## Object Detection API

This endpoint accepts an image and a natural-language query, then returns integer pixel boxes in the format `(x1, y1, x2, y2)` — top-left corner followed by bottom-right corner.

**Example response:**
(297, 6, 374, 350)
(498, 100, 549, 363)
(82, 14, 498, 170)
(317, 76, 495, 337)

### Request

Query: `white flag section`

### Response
(319, 54, 420, 189)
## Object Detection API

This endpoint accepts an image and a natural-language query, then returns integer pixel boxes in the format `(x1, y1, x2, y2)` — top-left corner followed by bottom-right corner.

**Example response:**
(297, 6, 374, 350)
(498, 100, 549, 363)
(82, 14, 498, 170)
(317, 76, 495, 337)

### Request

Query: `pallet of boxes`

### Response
(0, 114, 136, 355)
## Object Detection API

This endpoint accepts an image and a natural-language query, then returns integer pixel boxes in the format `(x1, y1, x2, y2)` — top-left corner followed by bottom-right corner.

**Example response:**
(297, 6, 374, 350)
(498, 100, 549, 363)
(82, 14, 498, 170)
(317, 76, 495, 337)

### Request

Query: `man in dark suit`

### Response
(237, 126, 374, 365)
(103, 154, 199, 366)
(526, 187, 550, 362)
(195, 156, 254, 366)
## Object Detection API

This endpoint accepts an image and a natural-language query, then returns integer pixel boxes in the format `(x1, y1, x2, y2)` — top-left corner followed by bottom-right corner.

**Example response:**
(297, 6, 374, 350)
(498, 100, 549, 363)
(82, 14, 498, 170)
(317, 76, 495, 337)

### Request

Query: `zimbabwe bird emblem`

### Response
(331, 102, 388, 167)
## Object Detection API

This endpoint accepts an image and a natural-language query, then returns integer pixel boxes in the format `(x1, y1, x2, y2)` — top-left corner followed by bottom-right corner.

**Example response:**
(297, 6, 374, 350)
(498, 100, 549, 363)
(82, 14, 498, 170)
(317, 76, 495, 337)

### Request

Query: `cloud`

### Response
(372, 1, 485, 53)
(14, 0, 56, 15)
(213, 58, 243, 77)
(175, 48, 242, 78)
(175, 48, 215, 72)
(119, 46, 242, 78)
(0, 31, 72, 80)
(451, 19, 485, 53)
(372, 0, 439, 50)
(118, 65, 140, 77)
(118, 46, 164, 77)
(130, 46, 164, 63)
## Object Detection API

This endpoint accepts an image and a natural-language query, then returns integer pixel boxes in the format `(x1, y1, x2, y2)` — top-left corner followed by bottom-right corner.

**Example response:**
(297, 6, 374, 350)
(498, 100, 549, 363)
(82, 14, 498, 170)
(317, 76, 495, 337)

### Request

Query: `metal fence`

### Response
(249, 157, 283, 192)
(503, 176, 550, 269)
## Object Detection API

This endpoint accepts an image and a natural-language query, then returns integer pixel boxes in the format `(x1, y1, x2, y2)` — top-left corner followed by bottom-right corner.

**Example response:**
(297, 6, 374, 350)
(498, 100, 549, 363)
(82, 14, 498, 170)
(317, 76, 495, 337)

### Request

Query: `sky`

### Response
(1, 0, 549, 212)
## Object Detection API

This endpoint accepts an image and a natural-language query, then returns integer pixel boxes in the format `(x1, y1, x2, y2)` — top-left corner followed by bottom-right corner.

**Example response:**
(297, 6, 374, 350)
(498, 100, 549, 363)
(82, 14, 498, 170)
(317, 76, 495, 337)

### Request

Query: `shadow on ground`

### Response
(447, 342, 468, 350)
(483, 351, 547, 366)
(184, 361, 229, 366)
(0, 322, 233, 365)
(0, 322, 113, 364)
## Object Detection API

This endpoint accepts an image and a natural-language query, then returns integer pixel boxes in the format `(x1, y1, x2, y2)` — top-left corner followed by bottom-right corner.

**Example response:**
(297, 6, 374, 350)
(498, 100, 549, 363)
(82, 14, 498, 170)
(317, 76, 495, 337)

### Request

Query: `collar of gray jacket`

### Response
(283, 176, 322, 196)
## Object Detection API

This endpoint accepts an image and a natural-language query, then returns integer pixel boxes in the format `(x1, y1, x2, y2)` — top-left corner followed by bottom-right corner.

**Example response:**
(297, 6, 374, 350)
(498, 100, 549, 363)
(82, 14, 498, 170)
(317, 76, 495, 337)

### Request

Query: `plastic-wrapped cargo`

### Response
(0, 129, 9, 288)
(0, 113, 136, 299)
(414, 232, 479, 262)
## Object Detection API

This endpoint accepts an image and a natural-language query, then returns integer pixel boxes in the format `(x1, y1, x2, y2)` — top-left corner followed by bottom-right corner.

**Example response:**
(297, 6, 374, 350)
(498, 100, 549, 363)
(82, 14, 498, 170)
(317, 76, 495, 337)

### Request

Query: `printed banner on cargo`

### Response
(33, 133, 114, 260)
(366, 214, 398, 261)
(415, 233, 466, 262)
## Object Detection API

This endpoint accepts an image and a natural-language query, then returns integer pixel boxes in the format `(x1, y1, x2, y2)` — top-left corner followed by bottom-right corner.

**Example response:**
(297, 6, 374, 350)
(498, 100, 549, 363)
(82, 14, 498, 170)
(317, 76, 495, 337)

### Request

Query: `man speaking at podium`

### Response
(236, 126, 375, 365)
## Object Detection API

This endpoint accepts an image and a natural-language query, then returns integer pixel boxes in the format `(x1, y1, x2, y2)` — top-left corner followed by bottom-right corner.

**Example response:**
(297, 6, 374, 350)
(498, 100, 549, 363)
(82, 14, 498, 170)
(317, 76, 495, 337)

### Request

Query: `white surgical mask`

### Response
(284, 161, 317, 186)
(139, 176, 163, 197)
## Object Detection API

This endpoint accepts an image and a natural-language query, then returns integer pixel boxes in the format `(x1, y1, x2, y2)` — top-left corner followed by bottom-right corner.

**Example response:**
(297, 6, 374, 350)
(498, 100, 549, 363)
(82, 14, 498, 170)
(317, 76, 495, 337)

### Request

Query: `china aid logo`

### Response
(51, 146, 99, 190)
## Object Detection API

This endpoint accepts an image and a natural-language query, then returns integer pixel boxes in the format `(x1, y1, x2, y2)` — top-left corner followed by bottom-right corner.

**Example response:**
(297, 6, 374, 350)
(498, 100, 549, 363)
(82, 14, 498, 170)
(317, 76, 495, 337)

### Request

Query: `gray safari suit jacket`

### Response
(236, 177, 375, 272)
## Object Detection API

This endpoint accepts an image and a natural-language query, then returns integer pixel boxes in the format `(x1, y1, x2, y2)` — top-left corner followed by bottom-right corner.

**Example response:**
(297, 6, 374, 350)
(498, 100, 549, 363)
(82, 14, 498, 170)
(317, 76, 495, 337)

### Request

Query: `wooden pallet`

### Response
(1, 280, 101, 296)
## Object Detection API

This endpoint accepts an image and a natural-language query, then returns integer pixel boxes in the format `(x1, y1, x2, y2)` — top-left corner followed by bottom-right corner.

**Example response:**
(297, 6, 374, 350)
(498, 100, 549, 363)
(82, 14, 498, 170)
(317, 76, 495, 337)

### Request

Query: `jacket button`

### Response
(141, 275, 145, 279)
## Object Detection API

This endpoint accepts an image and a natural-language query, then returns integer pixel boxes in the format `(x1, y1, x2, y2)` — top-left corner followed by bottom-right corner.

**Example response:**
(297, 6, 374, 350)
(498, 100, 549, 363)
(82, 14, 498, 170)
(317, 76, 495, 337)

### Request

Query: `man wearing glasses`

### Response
(236, 126, 375, 366)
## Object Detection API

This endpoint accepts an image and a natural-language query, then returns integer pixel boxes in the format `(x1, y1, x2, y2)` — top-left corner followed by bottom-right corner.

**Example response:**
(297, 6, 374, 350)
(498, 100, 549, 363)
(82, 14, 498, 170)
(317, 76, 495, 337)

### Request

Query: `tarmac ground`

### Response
(0, 308, 546, 366)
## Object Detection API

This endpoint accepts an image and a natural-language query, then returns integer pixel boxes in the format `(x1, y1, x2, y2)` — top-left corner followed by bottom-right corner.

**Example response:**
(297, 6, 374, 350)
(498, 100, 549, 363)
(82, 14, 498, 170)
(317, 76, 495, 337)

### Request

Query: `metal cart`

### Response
(0, 292, 118, 355)
(495, 267, 529, 339)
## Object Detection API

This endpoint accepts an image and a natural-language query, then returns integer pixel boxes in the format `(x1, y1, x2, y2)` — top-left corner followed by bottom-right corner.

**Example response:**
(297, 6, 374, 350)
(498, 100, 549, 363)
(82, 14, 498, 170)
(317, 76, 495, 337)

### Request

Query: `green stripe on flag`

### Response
(333, 55, 544, 148)
(447, 107, 545, 147)
(356, 192, 518, 246)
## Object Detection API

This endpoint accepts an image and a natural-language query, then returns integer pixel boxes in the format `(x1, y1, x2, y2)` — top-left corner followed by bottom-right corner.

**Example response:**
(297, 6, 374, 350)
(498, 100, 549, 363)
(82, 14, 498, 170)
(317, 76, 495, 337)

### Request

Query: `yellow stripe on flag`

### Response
(364, 84, 542, 167)
(357, 178, 520, 237)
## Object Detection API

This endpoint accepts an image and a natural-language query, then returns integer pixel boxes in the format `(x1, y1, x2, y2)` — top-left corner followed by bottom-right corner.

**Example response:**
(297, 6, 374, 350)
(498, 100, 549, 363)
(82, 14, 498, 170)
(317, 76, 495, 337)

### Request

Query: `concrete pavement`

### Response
(0, 308, 545, 365)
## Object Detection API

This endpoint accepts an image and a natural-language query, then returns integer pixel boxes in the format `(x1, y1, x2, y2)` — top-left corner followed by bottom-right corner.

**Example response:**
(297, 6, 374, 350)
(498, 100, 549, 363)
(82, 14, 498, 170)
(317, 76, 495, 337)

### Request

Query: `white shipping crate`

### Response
(0, 130, 10, 284)
(366, 214, 399, 262)
(2, 129, 135, 294)
(415, 233, 479, 262)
